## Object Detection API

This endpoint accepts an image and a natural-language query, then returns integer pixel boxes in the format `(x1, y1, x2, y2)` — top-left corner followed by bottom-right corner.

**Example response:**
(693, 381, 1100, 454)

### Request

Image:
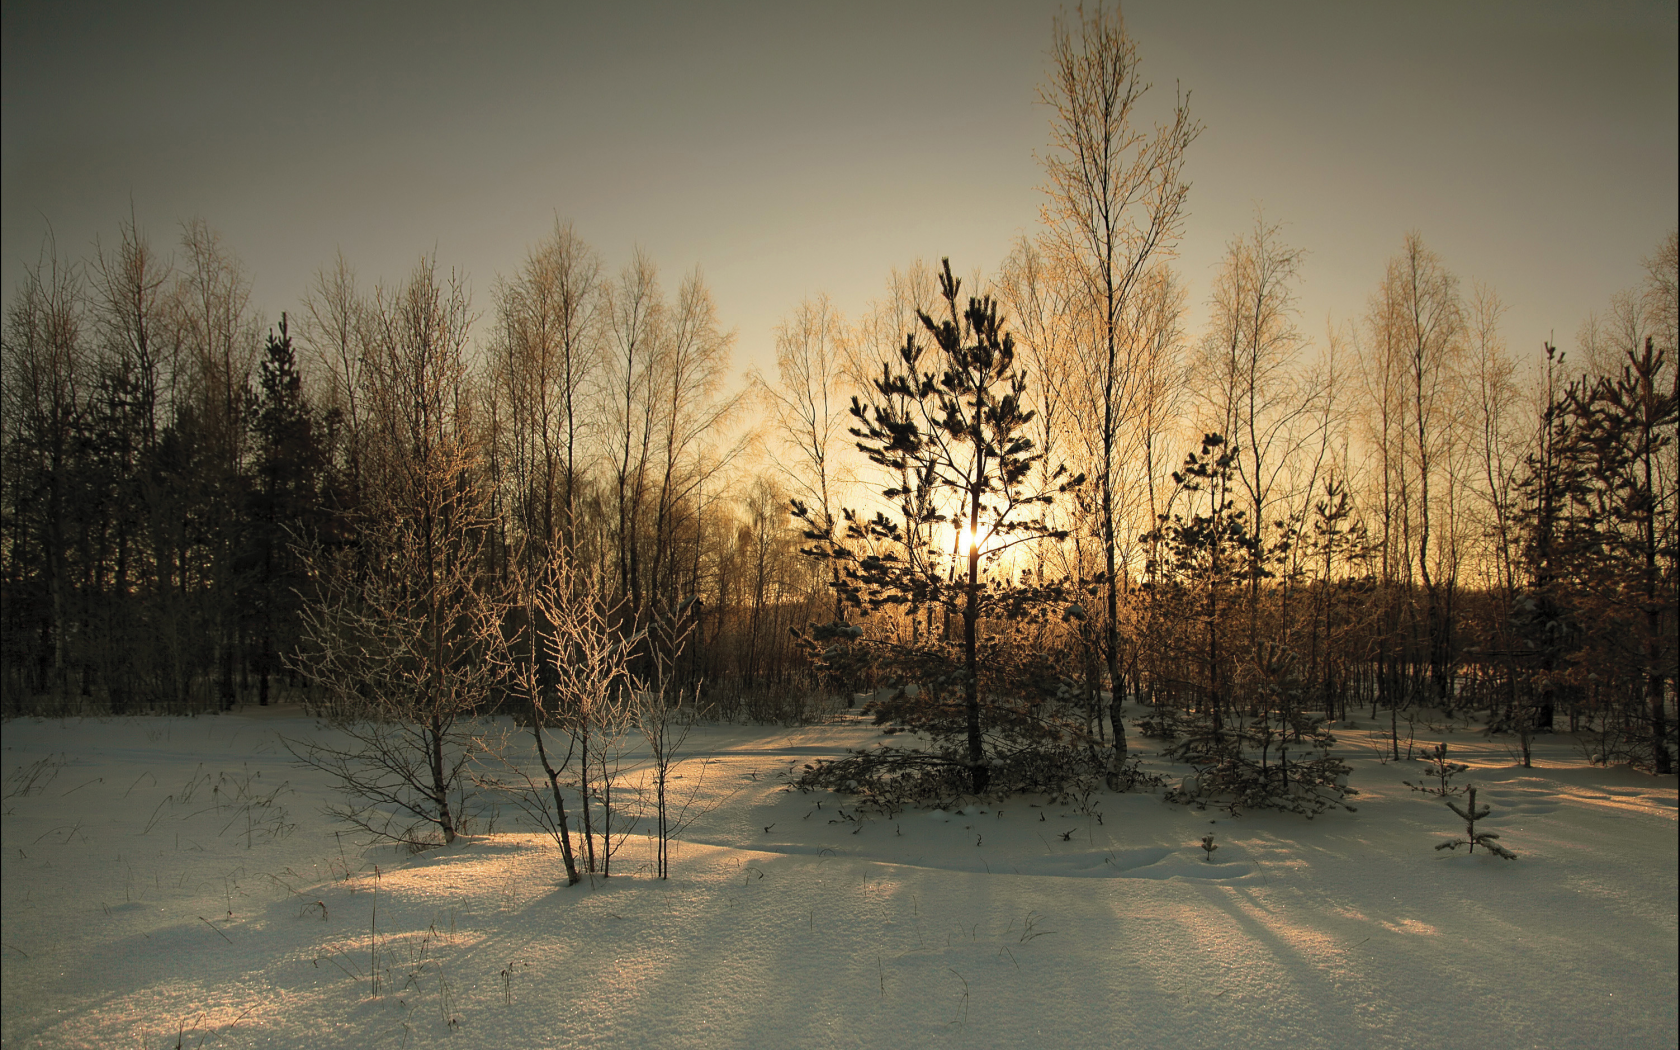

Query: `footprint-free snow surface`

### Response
(2, 708, 1675, 1049)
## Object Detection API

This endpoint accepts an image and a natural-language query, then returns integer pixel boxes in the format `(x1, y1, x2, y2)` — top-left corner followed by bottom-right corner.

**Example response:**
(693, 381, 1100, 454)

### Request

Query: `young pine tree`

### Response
(1435, 785, 1516, 859)
(798, 259, 1082, 796)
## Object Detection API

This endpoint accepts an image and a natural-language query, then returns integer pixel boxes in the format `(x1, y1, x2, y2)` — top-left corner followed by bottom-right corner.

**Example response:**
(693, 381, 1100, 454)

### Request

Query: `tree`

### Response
(1434, 785, 1516, 859)
(636, 609, 703, 880)
(1196, 217, 1317, 660)
(605, 251, 663, 636)
(1560, 340, 1676, 774)
(808, 260, 1080, 795)
(492, 221, 604, 568)
(1540, 231, 1679, 770)
(170, 219, 259, 709)
(1361, 234, 1467, 720)
(0, 241, 86, 699)
(1642, 229, 1677, 356)
(248, 315, 323, 705)
(1039, 1, 1197, 751)
(291, 515, 495, 847)
(1143, 435, 1357, 819)
(1462, 285, 1526, 724)
(485, 553, 634, 885)
(298, 251, 372, 542)
(995, 238, 1075, 546)
(757, 295, 852, 623)
(1511, 343, 1579, 753)
(648, 268, 738, 639)
(736, 476, 802, 692)
(1142, 433, 1253, 739)
(1302, 472, 1373, 722)
(845, 260, 943, 648)
(488, 224, 607, 874)
(87, 215, 183, 708)
(292, 256, 491, 847)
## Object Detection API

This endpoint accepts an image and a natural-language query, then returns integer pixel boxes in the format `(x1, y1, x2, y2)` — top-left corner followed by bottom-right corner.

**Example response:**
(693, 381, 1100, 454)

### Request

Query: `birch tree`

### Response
(1039, 1, 1197, 752)
(757, 295, 852, 621)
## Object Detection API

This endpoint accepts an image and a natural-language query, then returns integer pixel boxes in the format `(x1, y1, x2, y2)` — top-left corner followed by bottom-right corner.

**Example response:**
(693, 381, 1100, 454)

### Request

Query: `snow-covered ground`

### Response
(2, 706, 1675, 1050)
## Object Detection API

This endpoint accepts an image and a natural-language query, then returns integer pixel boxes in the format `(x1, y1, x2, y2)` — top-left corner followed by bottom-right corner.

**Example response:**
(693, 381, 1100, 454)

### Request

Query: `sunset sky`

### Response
(4, 0, 1676, 379)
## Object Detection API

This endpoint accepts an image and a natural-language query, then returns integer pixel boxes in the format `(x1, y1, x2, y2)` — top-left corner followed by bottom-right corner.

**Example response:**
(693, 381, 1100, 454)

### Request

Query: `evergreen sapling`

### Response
(1435, 785, 1516, 859)
(1404, 742, 1468, 797)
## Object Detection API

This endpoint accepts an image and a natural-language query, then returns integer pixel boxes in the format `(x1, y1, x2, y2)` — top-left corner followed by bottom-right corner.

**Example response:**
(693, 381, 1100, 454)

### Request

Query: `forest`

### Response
(1, 8, 1674, 800)
(2, 8, 1676, 1047)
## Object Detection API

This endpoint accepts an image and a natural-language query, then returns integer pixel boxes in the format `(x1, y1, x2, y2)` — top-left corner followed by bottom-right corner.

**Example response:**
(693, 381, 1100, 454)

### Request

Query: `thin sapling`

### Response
(1200, 833, 1218, 862)
(1435, 785, 1516, 859)
(1404, 742, 1468, 797)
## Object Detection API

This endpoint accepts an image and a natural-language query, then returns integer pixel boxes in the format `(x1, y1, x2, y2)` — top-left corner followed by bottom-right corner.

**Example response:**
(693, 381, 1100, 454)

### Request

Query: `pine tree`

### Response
(797, 259, 1083, 797)
(1565, 339, 1676, 774)
(1142, 433, 1255, 740)
(1404, 742, 1468, 797)
(248, 315, 322, 705)
(1434, 785, 1516, 859)
(1518, 338, 1677, 772)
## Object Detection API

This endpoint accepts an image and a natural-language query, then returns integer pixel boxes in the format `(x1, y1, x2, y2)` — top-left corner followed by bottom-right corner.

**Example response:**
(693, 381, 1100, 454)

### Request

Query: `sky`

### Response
(3, 0, 1676, 383)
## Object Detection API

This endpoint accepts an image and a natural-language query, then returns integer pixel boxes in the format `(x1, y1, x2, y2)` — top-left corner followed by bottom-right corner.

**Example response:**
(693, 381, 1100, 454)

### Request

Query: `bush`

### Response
(1160, 713, 1356, 818)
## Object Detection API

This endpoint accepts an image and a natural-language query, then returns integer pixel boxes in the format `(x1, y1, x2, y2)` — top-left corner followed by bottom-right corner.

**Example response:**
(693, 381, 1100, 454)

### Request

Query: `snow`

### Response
(3, 708, 1675, 1049)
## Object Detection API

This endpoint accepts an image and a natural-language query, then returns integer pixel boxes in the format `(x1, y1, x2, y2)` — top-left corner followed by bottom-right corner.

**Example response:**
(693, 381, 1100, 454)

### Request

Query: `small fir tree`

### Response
(1435, 785, 1516, 859)
(1404, 742, 1468, 797)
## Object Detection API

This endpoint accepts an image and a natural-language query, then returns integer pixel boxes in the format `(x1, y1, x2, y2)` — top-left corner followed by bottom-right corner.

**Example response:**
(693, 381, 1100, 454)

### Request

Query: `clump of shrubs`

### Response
(789, 632, 1159, 814)
(1159, 713, 1356, 818)
(794, 735, 1157, 816)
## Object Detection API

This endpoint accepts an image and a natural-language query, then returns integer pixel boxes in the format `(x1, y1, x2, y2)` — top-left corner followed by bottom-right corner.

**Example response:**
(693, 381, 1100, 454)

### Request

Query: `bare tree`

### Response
(536, 557, 640, 876)
(1642, 229, 1678, 355)
(169, 219, 260, 708)
(635, 609, 702, 880)
(172, 219, 256, 462)
(996, 238, 1077, 572)
(86, 216, 179, 707)
(1195, 217, 1320, 656)
(755, 295, 852, 621)
(1039, 0, 1197, 752)
(1466, 284, 1524, 598)
(298, 251, 372, 514)
(292, 256, 489, 847)
(1, 239, 86, 697)
(93, 212, 173, 458)
(604, 251, 663, 629)
(845, 261, 940, 397)
(492, 222, 603, 564)
(649, 268, 738, 620)
(290, 517, 495, 847)
(479, 552, 636, 884)
(1362, 234, 1467, 717)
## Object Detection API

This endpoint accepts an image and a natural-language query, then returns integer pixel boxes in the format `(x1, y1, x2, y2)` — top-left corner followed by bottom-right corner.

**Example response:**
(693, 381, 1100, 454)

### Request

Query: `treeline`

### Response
(2, 8, 1675, 779)
(0, 222, 825, 720)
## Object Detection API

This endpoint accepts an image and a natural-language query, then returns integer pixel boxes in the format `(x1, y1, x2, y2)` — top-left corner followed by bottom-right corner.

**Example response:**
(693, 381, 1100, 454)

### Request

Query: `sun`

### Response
(955, 521, 998, 558)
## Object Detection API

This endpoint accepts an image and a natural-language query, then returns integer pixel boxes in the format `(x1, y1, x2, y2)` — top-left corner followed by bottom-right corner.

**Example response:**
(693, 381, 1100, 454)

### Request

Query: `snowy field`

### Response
(2, 706, 1675, 1050)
